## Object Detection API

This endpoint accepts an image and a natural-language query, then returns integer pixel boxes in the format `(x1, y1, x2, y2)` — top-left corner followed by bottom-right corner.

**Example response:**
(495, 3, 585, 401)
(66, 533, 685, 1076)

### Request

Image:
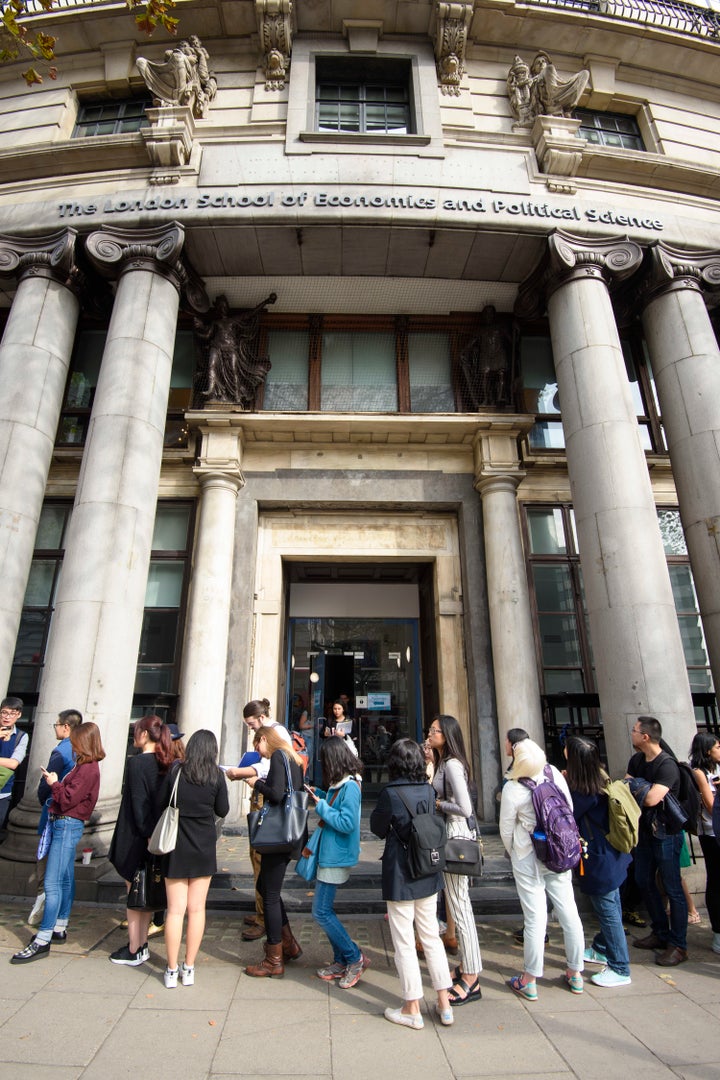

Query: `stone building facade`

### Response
(0, 0, 718, 887)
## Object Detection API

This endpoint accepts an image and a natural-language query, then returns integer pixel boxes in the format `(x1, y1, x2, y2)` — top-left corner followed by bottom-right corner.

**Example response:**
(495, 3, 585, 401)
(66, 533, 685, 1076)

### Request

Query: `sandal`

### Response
(448, 975, 482, 1006)
(508, 974, 537, 1001)
(688, 912, 702, 925)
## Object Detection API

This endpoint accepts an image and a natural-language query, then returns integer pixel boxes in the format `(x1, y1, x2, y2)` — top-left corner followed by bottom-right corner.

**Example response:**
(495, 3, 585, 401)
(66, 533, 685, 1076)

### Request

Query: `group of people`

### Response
(6, 697, 719, 1026)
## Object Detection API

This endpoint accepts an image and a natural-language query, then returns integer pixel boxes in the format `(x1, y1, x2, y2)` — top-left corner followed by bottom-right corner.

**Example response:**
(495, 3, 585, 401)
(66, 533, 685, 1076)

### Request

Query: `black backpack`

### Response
(675, 761, 702, 836)
(394, 786, 446, 879)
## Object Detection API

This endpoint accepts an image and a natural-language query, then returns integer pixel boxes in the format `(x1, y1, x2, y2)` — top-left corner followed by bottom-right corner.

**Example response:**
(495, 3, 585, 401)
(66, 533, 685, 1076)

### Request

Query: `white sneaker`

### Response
(591, 968, 631, 988)
(164, 967, 179, 989)
(584, 947, 607, 965)
(181, 963, 195, 986)
(28, 893, 45, 927)
(384, 1007, 424, 1030)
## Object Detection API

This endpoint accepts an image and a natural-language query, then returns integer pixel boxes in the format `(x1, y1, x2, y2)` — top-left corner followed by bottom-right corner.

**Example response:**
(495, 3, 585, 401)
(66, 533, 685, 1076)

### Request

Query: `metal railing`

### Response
(530, 0, 720, 39)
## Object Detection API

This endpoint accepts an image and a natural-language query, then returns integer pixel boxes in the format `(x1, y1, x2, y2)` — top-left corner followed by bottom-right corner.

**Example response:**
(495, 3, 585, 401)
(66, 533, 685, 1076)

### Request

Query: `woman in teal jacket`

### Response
(307, 736, 367, 990)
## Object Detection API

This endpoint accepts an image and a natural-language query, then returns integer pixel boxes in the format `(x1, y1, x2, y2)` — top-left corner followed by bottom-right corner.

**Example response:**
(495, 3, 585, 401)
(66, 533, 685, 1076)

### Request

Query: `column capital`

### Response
(638, 241, 720, 307)
(84, 222, 210, 314)
(193, 467, 245, 492)
(515, 229, 643, 319)
(0, 228, 85, 295)
(472, 424, 527, 493)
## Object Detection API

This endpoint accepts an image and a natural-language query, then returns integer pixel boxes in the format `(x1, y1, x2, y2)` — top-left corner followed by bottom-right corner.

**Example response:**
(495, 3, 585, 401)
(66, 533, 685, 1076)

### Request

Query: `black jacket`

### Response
(370, 779, 444, 901)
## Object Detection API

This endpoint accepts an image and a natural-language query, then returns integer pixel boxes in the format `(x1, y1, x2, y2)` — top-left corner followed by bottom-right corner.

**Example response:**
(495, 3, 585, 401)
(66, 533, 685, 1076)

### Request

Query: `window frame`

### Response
(574, 107, 645, 151)
(73, 96, 152, 139)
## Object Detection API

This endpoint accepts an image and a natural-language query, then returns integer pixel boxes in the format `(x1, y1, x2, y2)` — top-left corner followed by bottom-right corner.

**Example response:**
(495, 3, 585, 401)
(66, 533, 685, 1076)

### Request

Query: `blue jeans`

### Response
(633, 832, 687, 950)
(589, 889, 630, 976)
(39, 817, 85, 938)
(312, 880, 361, 965)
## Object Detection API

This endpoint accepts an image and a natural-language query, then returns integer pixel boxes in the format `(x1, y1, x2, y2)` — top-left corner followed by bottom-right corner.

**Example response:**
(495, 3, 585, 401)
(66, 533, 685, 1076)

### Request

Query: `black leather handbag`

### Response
(247, 751, 309, 855)
(127, 855, 167, 910)
(444, 835, 484, 877)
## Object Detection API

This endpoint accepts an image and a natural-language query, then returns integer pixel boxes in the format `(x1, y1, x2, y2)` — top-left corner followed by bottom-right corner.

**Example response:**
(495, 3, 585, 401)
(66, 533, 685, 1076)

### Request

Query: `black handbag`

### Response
(445, 835, 484, 877)
(127, 855, 167, 911)
(247, 751, 309, 855)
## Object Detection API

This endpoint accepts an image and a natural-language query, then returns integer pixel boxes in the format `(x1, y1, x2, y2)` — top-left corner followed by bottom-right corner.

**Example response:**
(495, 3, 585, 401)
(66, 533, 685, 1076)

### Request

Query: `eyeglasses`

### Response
(0, 709, 19, 718)
(428, 726, 442, 735)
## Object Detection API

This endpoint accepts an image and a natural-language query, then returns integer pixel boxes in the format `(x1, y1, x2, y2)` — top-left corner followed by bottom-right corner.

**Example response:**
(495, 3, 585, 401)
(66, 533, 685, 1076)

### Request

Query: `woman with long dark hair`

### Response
(308, 736, 367, 989)
(371, 738, 453, 1029)
(428, 713, 483, 1005)
(689, 731, 720, 954)
(244, 725, 306, 978)
(161, 729, 229, 988)
(11, 723, 106, 964)
(564, 736, 632, 987)
(108, 714, 174, 966)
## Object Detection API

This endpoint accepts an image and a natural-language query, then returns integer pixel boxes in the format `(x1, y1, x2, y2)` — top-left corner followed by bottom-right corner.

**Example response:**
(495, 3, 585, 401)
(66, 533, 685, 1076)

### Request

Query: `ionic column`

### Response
(474, 426, 544, 754)
(176, 421, 245, 740)
(639, 245, 720, 699)
(0, 231, 82, 695)
(3, 223, 208, 861)
(519, 231, 695, 776)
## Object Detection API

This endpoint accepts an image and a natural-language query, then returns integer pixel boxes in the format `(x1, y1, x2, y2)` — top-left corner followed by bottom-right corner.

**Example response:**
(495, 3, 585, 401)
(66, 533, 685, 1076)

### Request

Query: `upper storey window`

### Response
(574, 109, 645, 151)
(73, 98, 151, 138)
(315, 58, 413, 135)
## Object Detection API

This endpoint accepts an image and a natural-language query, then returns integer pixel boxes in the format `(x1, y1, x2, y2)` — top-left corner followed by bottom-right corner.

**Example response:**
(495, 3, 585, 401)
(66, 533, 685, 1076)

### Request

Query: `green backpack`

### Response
(605, 779, 641, 854)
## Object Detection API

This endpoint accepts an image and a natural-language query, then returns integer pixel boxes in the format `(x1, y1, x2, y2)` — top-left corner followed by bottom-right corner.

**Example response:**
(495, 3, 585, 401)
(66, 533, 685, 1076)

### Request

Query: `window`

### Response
(57, 329, 197, 450)
(73, 98, 151, 138)
(134, 503, 194, 700)
(263, 330, 310, 411)
(321, 330, 397, 411)
(316, 57, 413, 135)
(524, 504, 714, 723)
(408, 334, 454, 413)
(9, 503, 72, 697)
(574, 109, 645, 151)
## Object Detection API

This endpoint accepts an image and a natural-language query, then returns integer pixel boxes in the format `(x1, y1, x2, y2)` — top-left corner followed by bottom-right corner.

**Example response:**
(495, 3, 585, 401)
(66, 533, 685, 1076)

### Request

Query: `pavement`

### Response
(2, 889, 720, 1080)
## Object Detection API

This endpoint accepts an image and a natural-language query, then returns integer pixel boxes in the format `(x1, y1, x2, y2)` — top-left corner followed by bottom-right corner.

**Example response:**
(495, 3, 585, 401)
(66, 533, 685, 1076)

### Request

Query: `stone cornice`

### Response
(84, 222, 210, 313)
(0, 228, 85, 295)
(515, 229, 644, 319)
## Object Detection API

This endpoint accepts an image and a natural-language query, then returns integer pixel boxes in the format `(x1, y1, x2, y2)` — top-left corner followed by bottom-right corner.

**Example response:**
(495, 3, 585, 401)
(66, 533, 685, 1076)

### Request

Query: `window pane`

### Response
(171, 331, 195, 389)
(66, 331, 105, 405)
(544, 669, 585, 692)
(144, 562, 184, 607)
(527, 508, 567, 555)
(321, 332, 397, 411)
(264, 330, 309, 410)
(12, 611, 48, 664)
(35, 505, 68, 550)
(138, 610, 179, 664)
(668, 564, 698, 612)
(538, 614, 582, 666)
(658, 509, 687, 555)
(677, 615, 711, 669)
(621, 340, 646, 415)
(24, 560, 57, 606)
(532, 565, 575, 611)
(528, 421, 565, 449)
(151, 507, 190, 551)
(408, 334, 454, 412)
(520, 337, 560, 413)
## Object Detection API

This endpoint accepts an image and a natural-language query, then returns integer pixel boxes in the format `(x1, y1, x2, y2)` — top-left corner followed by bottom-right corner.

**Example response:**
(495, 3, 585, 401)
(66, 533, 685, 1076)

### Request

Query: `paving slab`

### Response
(80, 1007, 224, 1080)
(1, 989, 131, 1068)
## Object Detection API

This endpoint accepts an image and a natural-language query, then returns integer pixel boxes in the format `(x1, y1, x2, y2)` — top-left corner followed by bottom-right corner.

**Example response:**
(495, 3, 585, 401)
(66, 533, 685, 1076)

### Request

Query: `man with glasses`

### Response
(28, 710, 83, 925)
(0, 696, 28, 834)
(626, 716, 688, 966)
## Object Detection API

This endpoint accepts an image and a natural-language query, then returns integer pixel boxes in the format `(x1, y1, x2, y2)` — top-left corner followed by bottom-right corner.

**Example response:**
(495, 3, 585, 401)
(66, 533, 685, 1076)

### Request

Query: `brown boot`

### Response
(245, 942, 285, 978)
(281, 923, 303, 961)
(241, 920, 266, 942)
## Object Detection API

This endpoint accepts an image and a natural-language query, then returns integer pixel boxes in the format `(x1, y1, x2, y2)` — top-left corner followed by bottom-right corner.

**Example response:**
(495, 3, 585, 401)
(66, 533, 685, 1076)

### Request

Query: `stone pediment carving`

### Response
(137, 37, 217, 119)
(432, 2, 475, 96)
(256, 0, 295, 91)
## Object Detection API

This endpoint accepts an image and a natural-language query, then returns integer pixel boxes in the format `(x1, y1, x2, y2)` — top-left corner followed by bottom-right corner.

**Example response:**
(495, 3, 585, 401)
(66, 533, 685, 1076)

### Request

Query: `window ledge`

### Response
(300, 132, 432, 147)
(575, 144, 720, 200)
(0, 133, 150, 184)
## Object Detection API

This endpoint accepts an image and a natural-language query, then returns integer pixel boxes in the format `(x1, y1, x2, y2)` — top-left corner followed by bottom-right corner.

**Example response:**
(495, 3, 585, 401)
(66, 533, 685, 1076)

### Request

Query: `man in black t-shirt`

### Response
(626, 716, 688, 965)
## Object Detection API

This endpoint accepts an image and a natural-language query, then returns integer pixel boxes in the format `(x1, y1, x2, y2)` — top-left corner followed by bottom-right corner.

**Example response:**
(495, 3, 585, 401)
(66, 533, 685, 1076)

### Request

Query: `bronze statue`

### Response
(459, 306, 512, 410)
(194, 293, 277, 407)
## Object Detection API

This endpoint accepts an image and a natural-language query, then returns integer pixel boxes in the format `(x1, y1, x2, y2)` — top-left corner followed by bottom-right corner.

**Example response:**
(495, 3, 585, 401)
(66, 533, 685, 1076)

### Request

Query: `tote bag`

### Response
(148, 767, 182, 855)
(247, 751, 309, 855)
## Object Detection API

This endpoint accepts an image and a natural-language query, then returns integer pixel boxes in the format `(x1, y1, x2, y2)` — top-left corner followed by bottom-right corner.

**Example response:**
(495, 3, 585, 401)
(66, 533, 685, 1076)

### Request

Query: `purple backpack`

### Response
(519, 765, 581, 873)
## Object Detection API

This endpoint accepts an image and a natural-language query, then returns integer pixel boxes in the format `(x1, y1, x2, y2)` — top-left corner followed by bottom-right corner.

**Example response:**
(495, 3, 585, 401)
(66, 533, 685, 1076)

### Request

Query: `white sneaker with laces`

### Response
(181, 963, 195, 986)
(384, 1007, 424, 1030)
(164, 967, 179, 989)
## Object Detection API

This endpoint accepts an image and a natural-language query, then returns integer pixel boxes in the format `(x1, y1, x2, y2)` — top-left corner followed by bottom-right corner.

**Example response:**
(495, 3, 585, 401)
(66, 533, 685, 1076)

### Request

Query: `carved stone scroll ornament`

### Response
(515, 231, 644, 320)
(193, 293, 277, 407)
(433, 2, 475, 96)
(255, 0, 294, 91)
(137, 37, 217, 119)
(0, 229, 84, 295)
(507, 51, 589, 127)
(639, 242, 720, 306)
(84, 223, 210, 316)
